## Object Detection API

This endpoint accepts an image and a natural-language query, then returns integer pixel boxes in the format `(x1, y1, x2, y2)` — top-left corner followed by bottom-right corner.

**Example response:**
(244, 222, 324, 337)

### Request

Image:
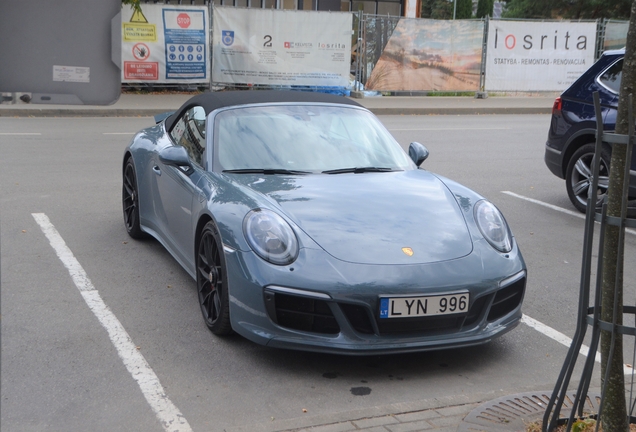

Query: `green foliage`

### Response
(420, 0, 453, 19)
(502, 0, 631, 19)
(420, 0, 433, 18)
(433, 0, 453, 19)
(455, 0, 473, 19)
(122, 0, 142, 14)
(475, 0, 494, 17)
(503, 0, 559, 18)
(421, 0, 473, 19)
(571, 418, 595, 432)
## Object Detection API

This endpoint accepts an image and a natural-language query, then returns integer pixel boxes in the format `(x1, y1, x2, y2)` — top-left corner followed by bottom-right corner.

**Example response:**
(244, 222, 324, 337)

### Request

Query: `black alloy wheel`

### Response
(197, 222, 232, 335)
(565, 143, 610, 213)
(122, 159, 146, 239)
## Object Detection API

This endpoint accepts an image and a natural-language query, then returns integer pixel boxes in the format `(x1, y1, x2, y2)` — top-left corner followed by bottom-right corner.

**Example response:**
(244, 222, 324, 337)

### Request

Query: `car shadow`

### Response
(216, 331, 511, 383)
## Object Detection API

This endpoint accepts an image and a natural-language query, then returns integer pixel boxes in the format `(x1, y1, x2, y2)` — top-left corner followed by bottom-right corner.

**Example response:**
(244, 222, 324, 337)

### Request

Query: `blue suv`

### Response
(544, 48, 636, 213)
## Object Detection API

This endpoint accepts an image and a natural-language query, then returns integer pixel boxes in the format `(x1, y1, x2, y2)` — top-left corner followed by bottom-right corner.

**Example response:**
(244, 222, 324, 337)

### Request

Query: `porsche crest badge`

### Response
(402, 247, 414, 256)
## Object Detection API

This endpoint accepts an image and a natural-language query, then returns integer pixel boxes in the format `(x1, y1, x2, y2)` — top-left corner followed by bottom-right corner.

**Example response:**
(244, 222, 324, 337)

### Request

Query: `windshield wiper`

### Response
(321, 167, 399, 174)
(223, 168, 311, 175)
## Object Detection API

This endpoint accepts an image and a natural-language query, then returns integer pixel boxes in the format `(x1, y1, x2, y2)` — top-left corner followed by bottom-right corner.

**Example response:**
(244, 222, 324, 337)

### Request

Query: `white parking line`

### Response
(502, 192, 635, 372)
(522, 314, 633, 375)
(32, 213, 193, 432)
(0, 133, 42, 135)
(501, 191, 636, 236)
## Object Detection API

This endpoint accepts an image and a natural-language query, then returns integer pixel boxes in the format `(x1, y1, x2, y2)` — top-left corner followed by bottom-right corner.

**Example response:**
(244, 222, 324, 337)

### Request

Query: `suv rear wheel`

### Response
(565, 143, 610, 213)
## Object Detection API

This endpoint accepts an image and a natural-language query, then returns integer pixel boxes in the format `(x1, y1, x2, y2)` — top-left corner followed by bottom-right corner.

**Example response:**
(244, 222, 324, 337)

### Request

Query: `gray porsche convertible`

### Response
(122, 90, 526, 355)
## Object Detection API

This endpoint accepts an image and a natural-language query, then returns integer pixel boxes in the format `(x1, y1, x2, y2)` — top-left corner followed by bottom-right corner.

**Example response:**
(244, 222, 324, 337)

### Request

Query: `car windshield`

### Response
(213, 104, 414, 173)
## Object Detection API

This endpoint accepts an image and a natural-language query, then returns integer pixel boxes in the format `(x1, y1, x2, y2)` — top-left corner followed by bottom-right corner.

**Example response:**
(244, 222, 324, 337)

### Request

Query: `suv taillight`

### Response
(552, 97, 562, 115)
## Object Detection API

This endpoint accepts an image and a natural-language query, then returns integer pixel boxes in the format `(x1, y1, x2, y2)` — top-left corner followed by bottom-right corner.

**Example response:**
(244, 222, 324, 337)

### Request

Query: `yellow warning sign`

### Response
(123, 23, 157, 42)
(130, 8, 149, 23)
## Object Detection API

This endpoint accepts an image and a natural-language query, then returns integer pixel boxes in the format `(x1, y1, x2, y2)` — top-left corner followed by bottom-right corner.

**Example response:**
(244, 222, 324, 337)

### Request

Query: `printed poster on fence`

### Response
(365, 19, 484, 92)
(122, 4, 209, 83)
(212, 7, 352, 87)
(604, 21, 628, 51)
(485, 21, 596, 91)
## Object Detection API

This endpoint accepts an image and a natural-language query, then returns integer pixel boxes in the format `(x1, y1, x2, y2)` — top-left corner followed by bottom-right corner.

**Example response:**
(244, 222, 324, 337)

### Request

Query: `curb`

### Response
(220, 388, 537, 432)
(367, 107, 551, 116)
(0, 107, 552, 118)
(0, 109, 174, 118)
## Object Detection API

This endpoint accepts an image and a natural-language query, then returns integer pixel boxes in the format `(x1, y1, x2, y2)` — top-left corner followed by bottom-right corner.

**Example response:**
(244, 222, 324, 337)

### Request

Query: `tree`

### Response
(420, 0, 433, 18)
(420, 0, 453, 19)
(599, 0, 636, 430)
(455, 0, 473, 19)
(502, 0, 631, 19)
(122, 0, 142, 14)
(503, 0, 564, 18)
(475, 0, 494, 18)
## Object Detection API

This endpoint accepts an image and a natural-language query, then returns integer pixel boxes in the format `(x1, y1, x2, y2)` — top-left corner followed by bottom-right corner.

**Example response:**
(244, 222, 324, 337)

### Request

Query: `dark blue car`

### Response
(544, 48, 636, 212)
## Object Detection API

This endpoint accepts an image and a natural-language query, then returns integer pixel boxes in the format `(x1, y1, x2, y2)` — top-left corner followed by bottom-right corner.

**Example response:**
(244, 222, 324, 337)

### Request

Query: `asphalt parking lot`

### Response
(1, 113, 635, 432)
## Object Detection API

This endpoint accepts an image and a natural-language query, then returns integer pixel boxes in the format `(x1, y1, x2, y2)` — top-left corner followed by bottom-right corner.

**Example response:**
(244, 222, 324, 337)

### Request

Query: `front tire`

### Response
(197, 222, 232, 335)
(122, 158, 146, 239)
(565, 143, 610, 213)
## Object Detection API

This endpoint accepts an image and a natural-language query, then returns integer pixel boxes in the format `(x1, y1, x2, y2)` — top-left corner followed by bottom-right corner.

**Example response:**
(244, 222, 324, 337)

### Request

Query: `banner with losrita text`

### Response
(122, 4, 210, 84)
(485, 20, 597, 91)
(212, 7, 352, 87)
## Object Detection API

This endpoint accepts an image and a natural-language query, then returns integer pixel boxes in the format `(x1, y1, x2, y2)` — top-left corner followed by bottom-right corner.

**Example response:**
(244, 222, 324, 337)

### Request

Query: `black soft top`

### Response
(164, 90, 362, 132)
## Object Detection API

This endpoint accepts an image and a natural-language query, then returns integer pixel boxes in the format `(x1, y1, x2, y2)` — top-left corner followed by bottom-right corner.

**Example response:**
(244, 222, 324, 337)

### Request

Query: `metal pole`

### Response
(356, 10, 363, 91)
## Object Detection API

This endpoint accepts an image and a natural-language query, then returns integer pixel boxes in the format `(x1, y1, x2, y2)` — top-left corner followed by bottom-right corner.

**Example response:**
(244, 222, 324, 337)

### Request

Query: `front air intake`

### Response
(487, 277, 526, 322)
(264, 291, 340, 334)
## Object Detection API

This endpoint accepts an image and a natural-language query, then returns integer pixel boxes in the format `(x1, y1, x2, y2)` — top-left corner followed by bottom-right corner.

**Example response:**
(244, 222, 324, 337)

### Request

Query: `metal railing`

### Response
(542, 92, 636, 431)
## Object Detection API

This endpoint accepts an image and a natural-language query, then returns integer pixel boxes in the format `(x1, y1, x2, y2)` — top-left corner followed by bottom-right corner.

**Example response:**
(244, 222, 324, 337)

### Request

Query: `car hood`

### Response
(230, 170, 473, 265)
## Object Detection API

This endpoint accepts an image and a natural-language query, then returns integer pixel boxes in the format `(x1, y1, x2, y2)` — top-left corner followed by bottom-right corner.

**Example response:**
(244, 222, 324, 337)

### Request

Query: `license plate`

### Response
(379, 293, 469, 318)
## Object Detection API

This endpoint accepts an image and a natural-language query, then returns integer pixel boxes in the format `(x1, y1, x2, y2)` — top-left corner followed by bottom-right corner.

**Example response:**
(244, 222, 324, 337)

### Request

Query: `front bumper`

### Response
(224, 242, 526, 355)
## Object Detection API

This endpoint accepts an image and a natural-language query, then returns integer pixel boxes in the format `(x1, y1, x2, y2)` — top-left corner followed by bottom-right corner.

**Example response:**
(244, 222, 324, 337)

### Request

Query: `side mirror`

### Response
(159, 146, 194, 175)
(408, 142, 429, 167)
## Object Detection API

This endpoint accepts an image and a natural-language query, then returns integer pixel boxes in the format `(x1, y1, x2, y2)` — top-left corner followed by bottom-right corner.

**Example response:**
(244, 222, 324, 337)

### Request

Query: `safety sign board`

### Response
(122, 4, 209, 83)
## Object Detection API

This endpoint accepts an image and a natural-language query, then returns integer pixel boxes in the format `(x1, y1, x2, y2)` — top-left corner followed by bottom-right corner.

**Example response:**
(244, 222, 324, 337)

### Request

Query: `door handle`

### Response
(153, 165, 161, 176)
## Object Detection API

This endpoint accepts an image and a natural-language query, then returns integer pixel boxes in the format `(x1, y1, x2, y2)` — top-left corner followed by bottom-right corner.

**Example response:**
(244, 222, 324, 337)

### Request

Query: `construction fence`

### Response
(121, 4, 628, 93)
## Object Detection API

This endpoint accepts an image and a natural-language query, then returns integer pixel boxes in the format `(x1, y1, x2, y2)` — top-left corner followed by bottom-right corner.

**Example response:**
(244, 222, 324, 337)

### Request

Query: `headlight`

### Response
(243, 208, 299, 265)
(474, 200, 512, 253)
